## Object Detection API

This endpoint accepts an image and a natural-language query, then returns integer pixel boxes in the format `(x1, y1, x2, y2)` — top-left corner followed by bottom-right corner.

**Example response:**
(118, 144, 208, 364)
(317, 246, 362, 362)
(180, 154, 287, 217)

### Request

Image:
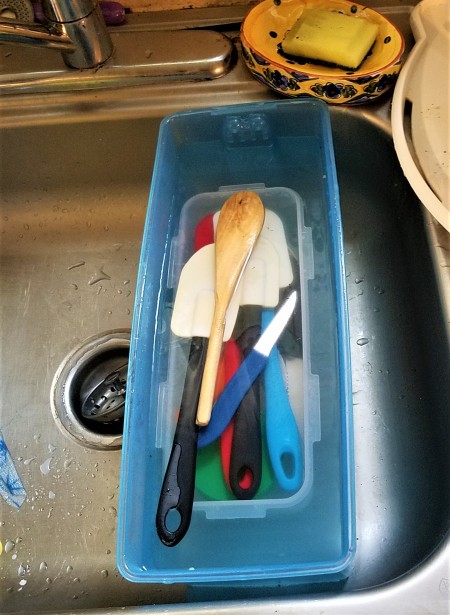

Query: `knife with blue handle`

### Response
(262, 307, 303, 492)
(198, 291, 297, 449)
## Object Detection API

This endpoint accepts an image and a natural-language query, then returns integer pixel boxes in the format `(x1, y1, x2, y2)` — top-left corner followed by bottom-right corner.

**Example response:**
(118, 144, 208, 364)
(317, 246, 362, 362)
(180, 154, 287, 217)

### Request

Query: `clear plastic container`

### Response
(161, 184, 319, 519)
(117, 99, 355, 586)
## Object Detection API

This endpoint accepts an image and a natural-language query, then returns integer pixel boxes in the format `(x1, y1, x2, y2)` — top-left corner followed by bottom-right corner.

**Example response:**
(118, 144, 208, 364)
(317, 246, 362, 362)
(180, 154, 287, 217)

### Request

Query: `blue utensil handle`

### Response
(198, 349, 267, 448)
(262, 308, 303, 492)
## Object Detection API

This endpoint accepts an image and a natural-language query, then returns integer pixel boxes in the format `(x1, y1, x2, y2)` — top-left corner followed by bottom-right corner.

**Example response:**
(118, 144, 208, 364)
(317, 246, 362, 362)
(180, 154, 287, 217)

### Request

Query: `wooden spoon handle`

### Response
(195, 307, 226, 426)
(196, 191, 265, 426)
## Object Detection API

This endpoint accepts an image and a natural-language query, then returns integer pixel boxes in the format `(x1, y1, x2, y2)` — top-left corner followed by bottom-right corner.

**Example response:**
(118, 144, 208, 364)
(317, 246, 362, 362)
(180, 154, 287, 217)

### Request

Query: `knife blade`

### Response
(198, 291, 297, 448)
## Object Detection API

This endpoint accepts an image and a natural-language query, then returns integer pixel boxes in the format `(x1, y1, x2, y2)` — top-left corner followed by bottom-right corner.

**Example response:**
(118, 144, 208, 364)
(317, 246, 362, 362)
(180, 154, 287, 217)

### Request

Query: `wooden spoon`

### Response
(196, 190, 265, 426)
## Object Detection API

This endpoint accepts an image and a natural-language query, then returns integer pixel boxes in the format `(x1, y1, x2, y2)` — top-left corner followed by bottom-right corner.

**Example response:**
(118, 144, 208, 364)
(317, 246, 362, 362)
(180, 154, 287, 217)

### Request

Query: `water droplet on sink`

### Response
(40, 458, 53, 475)
(88, 269, 111, 285)
(357, 338, 369, 346)
(39, 561, 48, 572)
(5, 540, 15, 553)
(18, 564, 26, 576)
(100, 569, 108, 578)
(66, 565, 73, 574)
(68, 261, 86, 270)
(19, 579, 27, 586)
(24, 457, 36, 466)
(355, 277, 364, 284)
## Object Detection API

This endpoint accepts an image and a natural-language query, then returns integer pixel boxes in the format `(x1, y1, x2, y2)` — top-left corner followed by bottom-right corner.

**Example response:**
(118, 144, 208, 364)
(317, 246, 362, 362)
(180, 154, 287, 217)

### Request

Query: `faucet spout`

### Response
(0, 20, 74, 52)
(0, 1, 113, 69)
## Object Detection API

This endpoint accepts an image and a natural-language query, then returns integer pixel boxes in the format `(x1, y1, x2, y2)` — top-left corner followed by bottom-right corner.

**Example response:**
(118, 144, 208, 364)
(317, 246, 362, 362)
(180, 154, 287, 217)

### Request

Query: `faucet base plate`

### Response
(0, 29, 236, 94)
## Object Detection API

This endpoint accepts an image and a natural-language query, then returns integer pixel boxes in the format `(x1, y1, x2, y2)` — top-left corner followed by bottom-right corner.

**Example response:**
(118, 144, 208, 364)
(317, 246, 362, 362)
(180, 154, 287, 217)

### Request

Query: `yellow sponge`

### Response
(282, 8, 379, 70)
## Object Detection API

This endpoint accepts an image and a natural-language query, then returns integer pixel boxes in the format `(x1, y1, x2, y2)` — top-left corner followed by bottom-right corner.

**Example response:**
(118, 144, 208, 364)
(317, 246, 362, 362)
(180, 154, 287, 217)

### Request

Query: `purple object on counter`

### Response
(99, 1, 126, 25)
(32, 1, 126, 25)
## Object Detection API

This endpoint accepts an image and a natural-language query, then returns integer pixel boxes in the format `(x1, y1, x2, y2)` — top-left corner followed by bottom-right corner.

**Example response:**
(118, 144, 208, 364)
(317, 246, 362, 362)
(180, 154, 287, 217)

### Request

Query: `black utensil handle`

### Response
(229, 377, 262, 499)
(229, 324, 262, 500)
(156, 337, 207, 547)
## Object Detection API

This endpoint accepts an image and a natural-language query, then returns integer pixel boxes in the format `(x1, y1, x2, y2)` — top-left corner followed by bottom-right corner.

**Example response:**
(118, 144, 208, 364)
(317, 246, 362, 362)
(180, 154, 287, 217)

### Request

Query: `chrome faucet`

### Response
(0, 0, 113, 69)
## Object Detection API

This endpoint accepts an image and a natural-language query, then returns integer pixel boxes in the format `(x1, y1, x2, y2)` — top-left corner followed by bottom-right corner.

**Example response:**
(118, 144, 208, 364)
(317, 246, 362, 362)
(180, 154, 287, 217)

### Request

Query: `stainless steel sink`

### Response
(1, 4, 449, 614)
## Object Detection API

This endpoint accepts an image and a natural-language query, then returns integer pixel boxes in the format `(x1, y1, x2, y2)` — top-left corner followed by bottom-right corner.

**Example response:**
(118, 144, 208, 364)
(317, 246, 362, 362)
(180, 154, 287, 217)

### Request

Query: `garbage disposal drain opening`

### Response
(72, 346, 128, 436)
(51, 330, 130, 450)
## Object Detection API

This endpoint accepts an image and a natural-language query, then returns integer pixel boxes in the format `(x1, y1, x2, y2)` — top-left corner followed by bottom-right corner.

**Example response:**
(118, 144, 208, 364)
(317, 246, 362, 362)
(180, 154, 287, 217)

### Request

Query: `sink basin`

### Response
(0, 5, 449, 614)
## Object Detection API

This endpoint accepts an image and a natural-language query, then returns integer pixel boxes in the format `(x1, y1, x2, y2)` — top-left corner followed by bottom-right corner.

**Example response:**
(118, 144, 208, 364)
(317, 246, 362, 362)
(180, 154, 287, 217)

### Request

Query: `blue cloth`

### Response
(0, 431, 27, 509)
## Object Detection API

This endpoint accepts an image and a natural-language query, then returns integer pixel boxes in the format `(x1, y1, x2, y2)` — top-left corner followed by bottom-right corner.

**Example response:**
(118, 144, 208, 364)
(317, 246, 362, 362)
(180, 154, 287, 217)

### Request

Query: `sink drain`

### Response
(50, 330, 130, 450)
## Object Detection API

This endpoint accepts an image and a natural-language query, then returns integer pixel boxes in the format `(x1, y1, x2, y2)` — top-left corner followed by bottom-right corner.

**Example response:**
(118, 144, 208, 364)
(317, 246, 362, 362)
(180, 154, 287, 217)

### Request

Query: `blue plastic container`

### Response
(117, 99, 355, 585)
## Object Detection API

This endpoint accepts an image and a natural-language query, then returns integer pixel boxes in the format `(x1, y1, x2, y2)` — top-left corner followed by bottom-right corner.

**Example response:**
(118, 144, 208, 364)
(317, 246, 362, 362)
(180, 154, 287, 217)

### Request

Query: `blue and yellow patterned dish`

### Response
(241, 0, 405, 104)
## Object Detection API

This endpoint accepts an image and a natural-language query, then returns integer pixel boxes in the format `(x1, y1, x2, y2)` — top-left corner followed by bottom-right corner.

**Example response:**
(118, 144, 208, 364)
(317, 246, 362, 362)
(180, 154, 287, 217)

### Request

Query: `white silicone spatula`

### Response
(171, 236, 281, 341)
